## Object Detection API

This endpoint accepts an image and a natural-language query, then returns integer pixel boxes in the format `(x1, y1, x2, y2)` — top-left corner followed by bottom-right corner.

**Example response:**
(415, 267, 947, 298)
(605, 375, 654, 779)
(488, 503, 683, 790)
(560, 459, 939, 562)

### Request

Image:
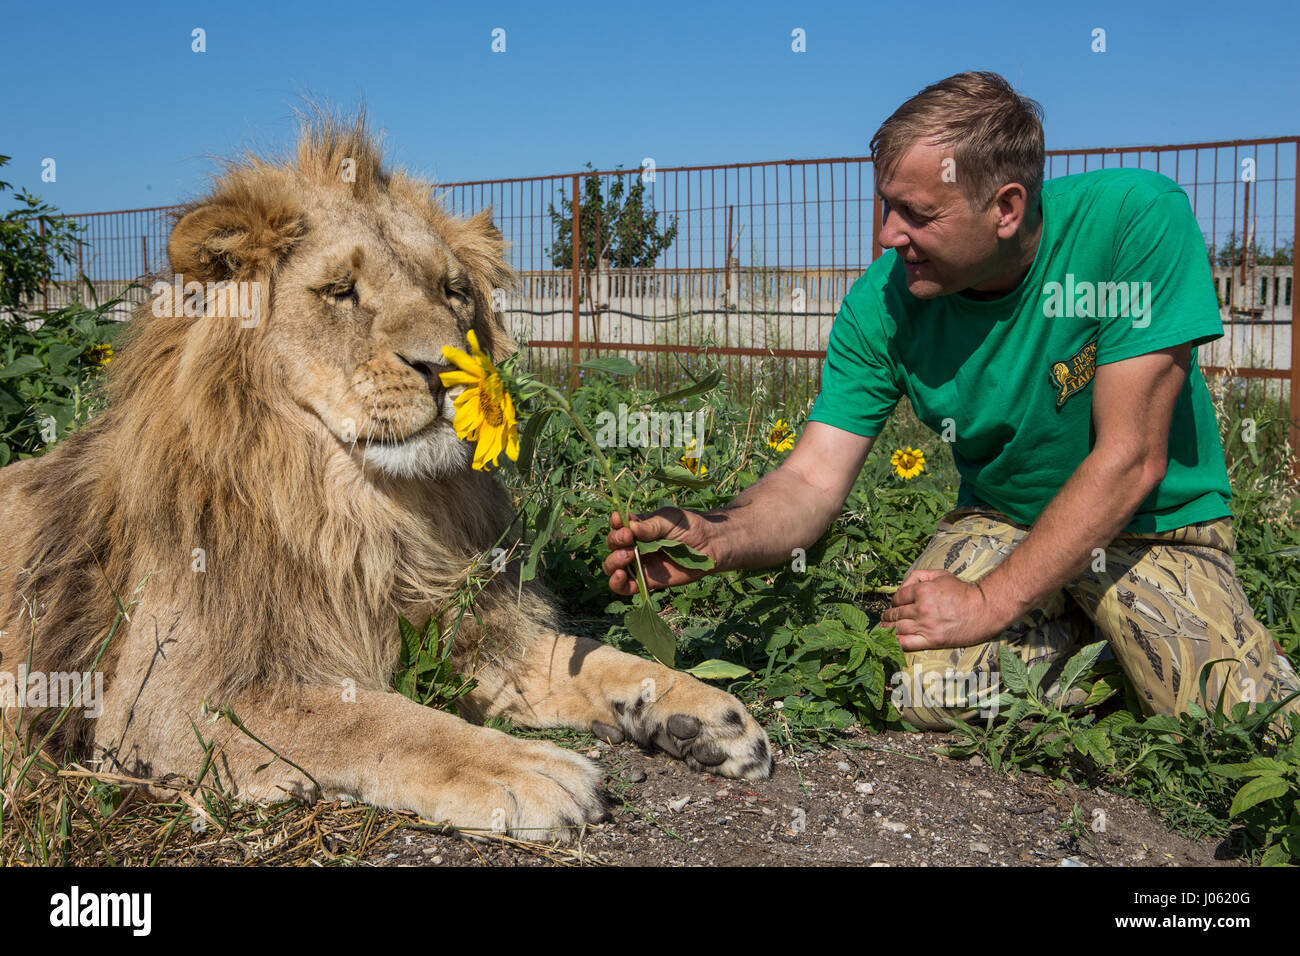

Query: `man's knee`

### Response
(889, 657, 1002, 729)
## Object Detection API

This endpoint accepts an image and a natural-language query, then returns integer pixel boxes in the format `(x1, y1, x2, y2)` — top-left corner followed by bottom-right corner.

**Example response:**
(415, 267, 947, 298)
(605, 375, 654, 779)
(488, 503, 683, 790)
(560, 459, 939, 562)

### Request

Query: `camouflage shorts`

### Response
(892, 506, 1300, 730)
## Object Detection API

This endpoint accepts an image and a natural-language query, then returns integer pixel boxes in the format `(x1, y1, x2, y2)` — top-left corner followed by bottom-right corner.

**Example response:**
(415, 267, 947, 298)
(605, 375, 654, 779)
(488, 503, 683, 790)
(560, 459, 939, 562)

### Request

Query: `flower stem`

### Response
(536, 384, 657, 609)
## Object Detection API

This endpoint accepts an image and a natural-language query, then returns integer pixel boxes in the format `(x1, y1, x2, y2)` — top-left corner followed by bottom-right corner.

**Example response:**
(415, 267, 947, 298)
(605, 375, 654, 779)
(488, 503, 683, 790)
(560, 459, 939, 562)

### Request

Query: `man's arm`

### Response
(882, 343, 1191, 650)
(604, 422, 875, 595)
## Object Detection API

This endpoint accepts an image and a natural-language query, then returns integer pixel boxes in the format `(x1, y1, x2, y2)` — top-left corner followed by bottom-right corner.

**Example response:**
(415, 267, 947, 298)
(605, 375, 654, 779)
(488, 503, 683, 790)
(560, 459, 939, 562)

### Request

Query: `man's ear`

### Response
(442, 207, 519, 362)
(168, 188, 305, 283)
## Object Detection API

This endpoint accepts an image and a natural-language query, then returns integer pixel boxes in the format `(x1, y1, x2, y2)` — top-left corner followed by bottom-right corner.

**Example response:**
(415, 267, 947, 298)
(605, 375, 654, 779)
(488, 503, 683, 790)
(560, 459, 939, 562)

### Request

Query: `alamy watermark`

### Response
(890, 667, 1001, 718)
(49, 886, 150, 936)
(0, 664, 104, 718)
(1041, 273, 1151, 328)
(593, 404, 708, 453)
(150, 275, 263, 327)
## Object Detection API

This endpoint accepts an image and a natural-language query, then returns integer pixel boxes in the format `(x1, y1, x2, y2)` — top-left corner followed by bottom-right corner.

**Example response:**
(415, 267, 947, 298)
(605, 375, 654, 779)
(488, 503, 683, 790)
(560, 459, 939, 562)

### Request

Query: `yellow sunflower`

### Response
(767, 419, 795, 452)
(439, 330, 519, 471)
(890, 446, 925, 480)
(86, 344, 113, 366)
(680, 440, 708, 477)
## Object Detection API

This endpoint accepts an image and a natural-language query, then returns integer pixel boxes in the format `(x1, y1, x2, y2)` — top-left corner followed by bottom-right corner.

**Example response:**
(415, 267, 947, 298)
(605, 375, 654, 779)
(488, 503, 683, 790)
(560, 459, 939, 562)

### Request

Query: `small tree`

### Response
(1257, 237, 1294, 266)
(1210, 230, 1265, 268)
(547, 163, 678, 270)
(0, 155, 84, 315)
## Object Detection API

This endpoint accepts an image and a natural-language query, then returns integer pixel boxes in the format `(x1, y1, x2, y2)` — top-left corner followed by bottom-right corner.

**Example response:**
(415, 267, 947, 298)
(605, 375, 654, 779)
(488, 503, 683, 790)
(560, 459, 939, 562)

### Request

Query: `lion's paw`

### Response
(420, 732, 608, 842)
(601, 679, 773, 780)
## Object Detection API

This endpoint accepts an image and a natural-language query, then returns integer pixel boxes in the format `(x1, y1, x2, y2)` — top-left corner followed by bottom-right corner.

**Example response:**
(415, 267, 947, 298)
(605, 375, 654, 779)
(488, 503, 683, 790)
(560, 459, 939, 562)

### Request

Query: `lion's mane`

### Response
(4, 114, 549, 756)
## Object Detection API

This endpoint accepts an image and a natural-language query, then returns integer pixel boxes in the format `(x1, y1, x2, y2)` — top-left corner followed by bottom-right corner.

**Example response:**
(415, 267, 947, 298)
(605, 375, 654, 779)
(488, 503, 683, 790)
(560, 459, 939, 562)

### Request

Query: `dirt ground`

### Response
(346, 726, 1239, 867)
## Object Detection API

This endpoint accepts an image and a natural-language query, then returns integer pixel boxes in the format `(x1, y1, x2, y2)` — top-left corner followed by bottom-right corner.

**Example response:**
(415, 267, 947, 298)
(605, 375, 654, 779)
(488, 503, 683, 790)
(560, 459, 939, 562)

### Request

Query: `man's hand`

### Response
(604, 507, 716, 596)
(602, 424, 878, 597)
(880, 569, 1008, 651)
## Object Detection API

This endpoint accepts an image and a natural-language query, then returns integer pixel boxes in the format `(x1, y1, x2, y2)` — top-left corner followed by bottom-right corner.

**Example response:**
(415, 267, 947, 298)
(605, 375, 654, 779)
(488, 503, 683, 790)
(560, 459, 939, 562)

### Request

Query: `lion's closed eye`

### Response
(313, 271, 360, 307)
(443, 278, 471, 309)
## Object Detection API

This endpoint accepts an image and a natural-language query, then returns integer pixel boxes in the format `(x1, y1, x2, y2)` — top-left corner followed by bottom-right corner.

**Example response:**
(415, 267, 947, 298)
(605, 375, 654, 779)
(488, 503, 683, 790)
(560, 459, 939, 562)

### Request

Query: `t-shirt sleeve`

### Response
(1097, 185, 1224, 365)
(807, 291, 902, 437)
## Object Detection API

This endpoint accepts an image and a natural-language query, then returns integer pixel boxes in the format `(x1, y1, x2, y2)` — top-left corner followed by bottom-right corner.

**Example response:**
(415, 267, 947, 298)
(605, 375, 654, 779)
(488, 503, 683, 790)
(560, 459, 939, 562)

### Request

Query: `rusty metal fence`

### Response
(31, 136, 1300, 451)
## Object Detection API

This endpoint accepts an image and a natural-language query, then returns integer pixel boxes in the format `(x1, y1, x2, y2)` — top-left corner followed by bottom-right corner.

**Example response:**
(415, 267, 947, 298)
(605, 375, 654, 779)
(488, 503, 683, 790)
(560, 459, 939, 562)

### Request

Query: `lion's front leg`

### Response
(463, 634, 773, 780)
(97, 685, 606, 841)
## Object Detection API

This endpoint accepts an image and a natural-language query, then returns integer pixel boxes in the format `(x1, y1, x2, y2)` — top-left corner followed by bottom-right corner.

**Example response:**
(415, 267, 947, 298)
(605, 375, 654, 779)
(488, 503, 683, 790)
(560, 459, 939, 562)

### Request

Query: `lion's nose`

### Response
(397, 354, 442, 389)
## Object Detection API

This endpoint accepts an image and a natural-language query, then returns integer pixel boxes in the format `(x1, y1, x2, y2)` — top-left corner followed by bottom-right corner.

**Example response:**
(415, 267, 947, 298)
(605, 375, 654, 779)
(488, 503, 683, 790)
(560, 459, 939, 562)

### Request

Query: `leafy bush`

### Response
(0, 154, 85, 311)
(0, 296, 126, 465)
(1206, 372, 1300, 658)
(941, 649, 1300, 864)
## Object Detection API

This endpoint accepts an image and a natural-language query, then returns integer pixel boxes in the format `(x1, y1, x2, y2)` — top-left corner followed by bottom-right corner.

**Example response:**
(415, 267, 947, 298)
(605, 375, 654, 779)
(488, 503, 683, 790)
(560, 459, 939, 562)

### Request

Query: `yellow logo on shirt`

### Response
(1050, 338, 1097, 408)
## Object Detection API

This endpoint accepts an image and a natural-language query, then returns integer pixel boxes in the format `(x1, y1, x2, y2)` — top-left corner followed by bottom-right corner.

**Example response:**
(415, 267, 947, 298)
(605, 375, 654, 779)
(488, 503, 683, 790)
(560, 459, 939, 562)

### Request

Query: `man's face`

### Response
(876, 138, 1002, 299)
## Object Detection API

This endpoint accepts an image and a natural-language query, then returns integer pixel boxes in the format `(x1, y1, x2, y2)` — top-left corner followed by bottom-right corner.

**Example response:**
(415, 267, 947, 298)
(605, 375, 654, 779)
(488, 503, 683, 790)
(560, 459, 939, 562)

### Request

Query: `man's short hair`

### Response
(870, 71, 1046, 211)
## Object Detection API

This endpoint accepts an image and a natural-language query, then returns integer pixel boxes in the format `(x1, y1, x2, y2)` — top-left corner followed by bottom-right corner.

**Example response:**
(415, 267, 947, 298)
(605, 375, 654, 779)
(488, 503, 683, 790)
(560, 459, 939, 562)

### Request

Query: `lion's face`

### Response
(271, 195, 480, 478)
(165, 148, 516, 481)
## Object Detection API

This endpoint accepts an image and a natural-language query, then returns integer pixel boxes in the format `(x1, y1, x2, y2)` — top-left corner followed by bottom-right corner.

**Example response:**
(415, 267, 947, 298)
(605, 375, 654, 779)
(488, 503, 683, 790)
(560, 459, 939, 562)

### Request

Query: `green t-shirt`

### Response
(809, 167, 1230, 533)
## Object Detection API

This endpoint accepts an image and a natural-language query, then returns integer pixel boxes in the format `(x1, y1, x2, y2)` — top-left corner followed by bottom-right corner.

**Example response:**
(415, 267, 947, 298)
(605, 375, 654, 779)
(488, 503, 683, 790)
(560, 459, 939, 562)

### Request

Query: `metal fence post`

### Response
(569, 174, 581, 392)
(1291, 142, 1300, 474)
(40, 217, 49, 311)
(871, 171, 882, 262)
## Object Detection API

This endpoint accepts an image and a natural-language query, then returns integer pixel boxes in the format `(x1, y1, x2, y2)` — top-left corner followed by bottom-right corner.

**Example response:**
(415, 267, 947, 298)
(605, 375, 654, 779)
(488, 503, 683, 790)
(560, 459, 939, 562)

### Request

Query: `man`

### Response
(603, 71, 1300, 729)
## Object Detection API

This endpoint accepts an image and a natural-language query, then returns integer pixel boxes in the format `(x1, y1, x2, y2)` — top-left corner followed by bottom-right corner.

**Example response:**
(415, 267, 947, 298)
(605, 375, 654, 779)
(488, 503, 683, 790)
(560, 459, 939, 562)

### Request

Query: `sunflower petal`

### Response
(454, 401, 481, 441)
(439, 369, 481, 388)
(441, 345, 482, 376)
(466, 330, 493, 367)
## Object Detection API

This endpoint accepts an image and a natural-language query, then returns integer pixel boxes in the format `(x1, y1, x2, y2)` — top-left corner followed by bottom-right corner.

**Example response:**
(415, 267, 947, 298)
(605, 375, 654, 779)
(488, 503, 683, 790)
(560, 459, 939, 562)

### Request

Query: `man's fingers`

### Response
(603, 547, 633, 577)
(607, 568, 638, 596)
(886, 587, 923, 613)
(904, 569, 947, 585)
(895, 569, 949, 605)
(880, 603, 918, 625)
(896, 631, 934, 652)
(603, 527, 639, 559)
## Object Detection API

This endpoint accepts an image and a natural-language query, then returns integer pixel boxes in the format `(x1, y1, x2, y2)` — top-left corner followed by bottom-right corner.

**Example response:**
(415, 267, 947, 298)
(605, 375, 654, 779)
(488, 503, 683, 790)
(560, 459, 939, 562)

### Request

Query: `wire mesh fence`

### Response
(29, 137, 1300, 446)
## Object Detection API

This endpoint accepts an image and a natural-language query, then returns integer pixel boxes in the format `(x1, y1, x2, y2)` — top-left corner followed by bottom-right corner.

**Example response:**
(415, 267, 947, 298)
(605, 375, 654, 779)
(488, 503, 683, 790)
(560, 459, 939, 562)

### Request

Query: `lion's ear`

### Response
(169, 192, 304, 283)
(444, 208, 518, 362)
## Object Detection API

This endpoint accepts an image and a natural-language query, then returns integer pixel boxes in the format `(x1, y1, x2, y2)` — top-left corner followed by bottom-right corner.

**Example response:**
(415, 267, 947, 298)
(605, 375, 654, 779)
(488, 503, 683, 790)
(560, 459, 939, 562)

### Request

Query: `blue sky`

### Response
(2, 0, 1297, 215)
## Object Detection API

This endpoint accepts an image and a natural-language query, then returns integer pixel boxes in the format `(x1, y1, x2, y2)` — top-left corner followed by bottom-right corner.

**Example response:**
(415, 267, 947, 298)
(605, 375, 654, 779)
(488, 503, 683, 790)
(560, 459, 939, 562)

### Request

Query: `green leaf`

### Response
(637, 538, 714, 571)
(845, 640, 869, 674)
(577, 356, 640, 376)
(765, 627, 794, 652)
(832, 603, 873, 632)
(0, 354, 43, 380)
(648, 369, 722, 406)
(625, 600, 676, 667)
(1083, 676, 1119, 707)
(0, 387, 22, 417)
(45, 343, 82, 374)
(650, 465, 713, 490)
(1196, 657, 1240, 715)
(999, 646, 1031, 696)
(1071, 727, 1115, 766)
(1260, 843, 1295, 867)
(1229, 774, 1291, 817)
(685, 659, 752, 680)
(1057, 640, 1108, 697)
(522, 498, 564, 582)
(397, 615, 420, 662)
(1027, 661, 1051, 695)
(1138, 713, 1188, 736)
(1214, 756, 1290, 778)
(516, 407, 556, 476)
(1208, 763, 1258, 780)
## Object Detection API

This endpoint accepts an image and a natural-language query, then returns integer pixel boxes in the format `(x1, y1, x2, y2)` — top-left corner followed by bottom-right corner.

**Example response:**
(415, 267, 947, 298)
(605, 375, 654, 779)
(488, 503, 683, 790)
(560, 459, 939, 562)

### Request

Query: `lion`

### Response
(0, 113, 772, 841)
